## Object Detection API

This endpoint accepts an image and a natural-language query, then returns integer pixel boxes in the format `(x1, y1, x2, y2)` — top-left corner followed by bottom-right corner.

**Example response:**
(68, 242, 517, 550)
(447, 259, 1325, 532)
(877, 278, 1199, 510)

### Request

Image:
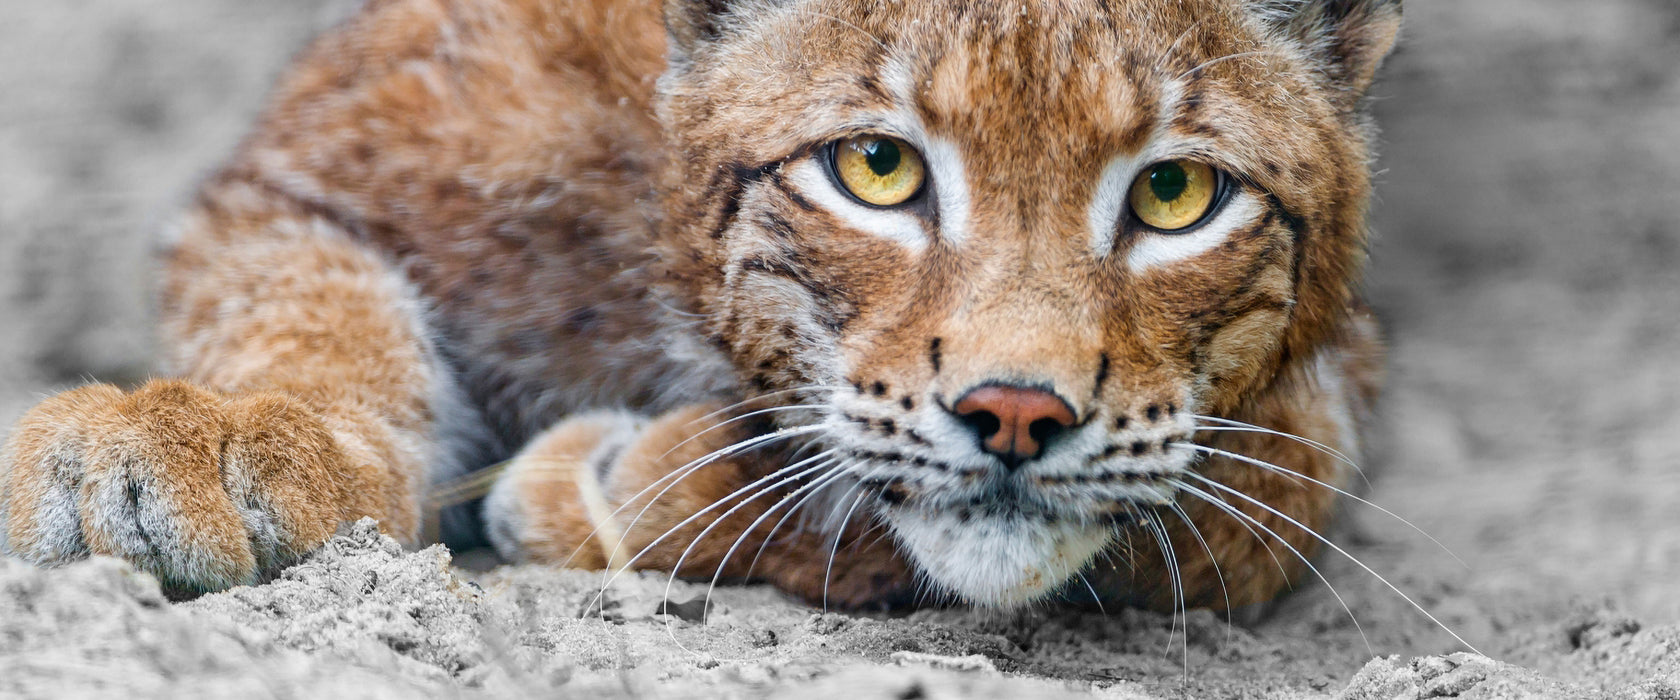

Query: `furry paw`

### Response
(483, 410, 650, 569)
(485, 405, 917, 609)
(1, 380, 356, 595)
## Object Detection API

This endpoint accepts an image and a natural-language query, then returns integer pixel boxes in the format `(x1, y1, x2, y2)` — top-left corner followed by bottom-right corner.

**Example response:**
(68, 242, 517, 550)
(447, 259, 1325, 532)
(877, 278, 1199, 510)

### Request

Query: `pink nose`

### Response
(952, 385, 1077, 465)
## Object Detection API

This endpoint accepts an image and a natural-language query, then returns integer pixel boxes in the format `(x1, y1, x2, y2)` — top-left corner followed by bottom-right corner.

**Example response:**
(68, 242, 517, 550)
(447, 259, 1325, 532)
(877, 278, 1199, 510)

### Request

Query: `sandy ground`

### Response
(2, 1, 1678, 697)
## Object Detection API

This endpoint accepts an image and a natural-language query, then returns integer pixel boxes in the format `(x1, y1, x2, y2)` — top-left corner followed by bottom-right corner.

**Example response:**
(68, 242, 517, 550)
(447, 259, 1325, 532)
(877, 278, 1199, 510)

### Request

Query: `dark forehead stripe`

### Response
(846, 4, 1221, 176)
(853, 36, 893, 103)
(1112, 57, 1167, 154)
(1169, 85, 1222, 140)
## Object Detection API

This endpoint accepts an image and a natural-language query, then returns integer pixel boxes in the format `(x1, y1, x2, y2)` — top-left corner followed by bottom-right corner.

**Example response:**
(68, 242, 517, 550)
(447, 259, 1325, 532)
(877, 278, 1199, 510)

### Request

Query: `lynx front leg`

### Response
(1, 180, 446, 595)
(486, 405, 915, 609)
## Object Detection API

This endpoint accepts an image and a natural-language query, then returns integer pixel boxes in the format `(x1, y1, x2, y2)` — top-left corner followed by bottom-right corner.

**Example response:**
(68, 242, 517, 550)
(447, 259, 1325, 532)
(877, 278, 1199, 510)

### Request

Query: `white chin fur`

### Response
(884, 508, 1113, 608)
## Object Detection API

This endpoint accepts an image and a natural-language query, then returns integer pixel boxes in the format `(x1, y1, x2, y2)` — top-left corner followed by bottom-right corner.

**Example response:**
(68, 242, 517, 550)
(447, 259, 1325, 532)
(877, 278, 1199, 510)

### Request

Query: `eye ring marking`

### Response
(1126, 159, 1229, 232)
(827, 135, 928, 208)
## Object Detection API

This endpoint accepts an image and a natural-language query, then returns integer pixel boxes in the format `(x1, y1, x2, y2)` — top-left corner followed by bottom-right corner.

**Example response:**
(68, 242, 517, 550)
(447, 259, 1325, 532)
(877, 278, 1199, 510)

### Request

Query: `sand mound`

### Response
(6, 522, 1678, 698)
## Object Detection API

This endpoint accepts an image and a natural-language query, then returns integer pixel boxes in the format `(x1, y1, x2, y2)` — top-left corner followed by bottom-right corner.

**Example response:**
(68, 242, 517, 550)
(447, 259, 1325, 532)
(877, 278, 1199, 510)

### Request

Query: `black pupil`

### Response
(863, 139, 901, 177)
(1149, 162, 1189, 202)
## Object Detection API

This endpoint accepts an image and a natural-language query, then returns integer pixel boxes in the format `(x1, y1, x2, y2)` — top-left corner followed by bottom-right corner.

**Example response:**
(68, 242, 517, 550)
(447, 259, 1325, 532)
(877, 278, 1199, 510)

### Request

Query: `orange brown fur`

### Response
(2, 0, 1400, 611)
(487, 405, 913, 606)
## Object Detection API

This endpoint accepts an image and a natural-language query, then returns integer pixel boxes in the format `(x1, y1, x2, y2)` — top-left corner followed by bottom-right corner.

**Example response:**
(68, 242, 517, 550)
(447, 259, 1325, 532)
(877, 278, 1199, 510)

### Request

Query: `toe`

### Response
(220, 391, 352, 576)
(1, 383, 127, 564)
(78, 380, 256, 593)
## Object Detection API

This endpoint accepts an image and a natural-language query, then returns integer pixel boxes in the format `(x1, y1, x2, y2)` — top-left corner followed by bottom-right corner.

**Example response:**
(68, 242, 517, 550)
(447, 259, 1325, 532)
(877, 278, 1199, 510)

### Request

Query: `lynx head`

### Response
(654, 0, 1400, 606)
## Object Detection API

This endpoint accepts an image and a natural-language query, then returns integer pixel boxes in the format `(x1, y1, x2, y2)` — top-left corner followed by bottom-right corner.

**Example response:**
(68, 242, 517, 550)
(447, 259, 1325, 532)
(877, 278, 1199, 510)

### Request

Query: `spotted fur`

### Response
(1, 0, 1397, 609)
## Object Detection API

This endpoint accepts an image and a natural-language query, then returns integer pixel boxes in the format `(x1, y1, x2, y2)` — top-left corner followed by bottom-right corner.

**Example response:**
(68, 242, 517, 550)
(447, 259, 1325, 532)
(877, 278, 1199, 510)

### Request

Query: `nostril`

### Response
(1027, 417, 1065, 448)
(959, 409, 1002, 442)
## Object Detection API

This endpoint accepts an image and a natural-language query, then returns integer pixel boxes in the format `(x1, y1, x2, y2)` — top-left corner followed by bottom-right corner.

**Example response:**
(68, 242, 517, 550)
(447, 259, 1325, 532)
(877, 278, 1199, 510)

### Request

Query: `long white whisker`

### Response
(1191, 414, 1369, 486)
(590, 428, 826, 608)
(1156, 510, 1192, 677)
(655, 399, 831, 464)
(1109, 507, 1143, 575)
(647, 403, 827, 469)
(1167, 500, 1233, 645)
(1176, 49, 1269, 81)
(643, 454, 827, 585)
(560, 424, 821, 569)
(1186, 478, 1293, 586)
(742, 463, 858, 581)
(1176, 443, 1466, 568)
(1077, 571, 1108, 617)
(1153, 19, 1206, 75)
(1183, 473, 1481, 654)
(684, 386, 843, 429)
(659, 453, 839, 630)
(1140, 510, 1184, 663)
(699, 453, 846, 611)
(710, 385, 845, 412)
(561, 419, 823, 567)
(799, 9, 889, 52)
(1169, 478, 1374, 655)
(607, 425, 823, 563)
(1193, 415, 1359, 465)
(822, 481, 873, 612)
(704, 403, 825, 427)
(852, 516, 894, 554)
(551, 448, 704, 569)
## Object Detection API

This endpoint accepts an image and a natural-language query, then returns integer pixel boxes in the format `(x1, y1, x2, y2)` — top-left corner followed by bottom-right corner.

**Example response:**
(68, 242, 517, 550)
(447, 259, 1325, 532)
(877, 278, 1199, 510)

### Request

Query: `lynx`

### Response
(1, 0, 1397, 610)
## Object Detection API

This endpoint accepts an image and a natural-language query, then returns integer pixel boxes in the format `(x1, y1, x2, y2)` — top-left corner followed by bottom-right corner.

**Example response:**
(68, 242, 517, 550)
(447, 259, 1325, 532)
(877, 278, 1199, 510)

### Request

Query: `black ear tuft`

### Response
(1259, 0, 1402, 98)
(664, 0, 734, 62)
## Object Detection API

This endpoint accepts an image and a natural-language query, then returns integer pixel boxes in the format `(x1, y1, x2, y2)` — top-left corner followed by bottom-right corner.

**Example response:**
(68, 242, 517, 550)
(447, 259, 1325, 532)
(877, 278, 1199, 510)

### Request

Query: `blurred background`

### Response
(1, 0, 1676, 657)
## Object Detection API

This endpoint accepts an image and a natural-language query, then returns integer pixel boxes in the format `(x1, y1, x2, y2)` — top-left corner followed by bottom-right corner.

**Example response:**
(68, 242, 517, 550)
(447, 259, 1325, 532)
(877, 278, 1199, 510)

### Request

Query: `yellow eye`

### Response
(1127, 160, 1221, 231)
(832, 135, 926, 207)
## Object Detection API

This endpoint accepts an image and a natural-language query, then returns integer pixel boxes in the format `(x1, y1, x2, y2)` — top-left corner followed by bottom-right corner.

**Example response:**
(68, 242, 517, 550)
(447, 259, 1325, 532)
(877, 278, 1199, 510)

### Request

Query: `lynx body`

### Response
(1, 0, 1397, 609)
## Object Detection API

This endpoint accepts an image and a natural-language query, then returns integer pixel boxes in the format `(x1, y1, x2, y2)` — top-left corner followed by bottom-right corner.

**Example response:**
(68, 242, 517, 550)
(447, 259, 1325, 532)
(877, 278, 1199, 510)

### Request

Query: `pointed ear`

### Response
(1262, 0, 1403, 98)
(664, 0, 734, 63)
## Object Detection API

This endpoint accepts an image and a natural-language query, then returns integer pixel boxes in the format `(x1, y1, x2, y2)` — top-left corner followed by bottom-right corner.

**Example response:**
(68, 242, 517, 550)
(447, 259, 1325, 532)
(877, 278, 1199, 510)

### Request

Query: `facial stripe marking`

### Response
(873, 55, 976, 248)
(709, 162, 778, 240)
(1263, 190, 1312, 303)
(736, 250, 857, 334)
(758, 211, 796, 239)
(1192, 293, 1294, 345)
(770, 170, 821, 213)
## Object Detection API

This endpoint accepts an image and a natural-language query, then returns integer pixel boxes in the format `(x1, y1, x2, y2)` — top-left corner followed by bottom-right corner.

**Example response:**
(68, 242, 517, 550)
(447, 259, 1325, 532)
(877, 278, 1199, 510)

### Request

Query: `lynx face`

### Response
(657, 0, 1393, 606)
